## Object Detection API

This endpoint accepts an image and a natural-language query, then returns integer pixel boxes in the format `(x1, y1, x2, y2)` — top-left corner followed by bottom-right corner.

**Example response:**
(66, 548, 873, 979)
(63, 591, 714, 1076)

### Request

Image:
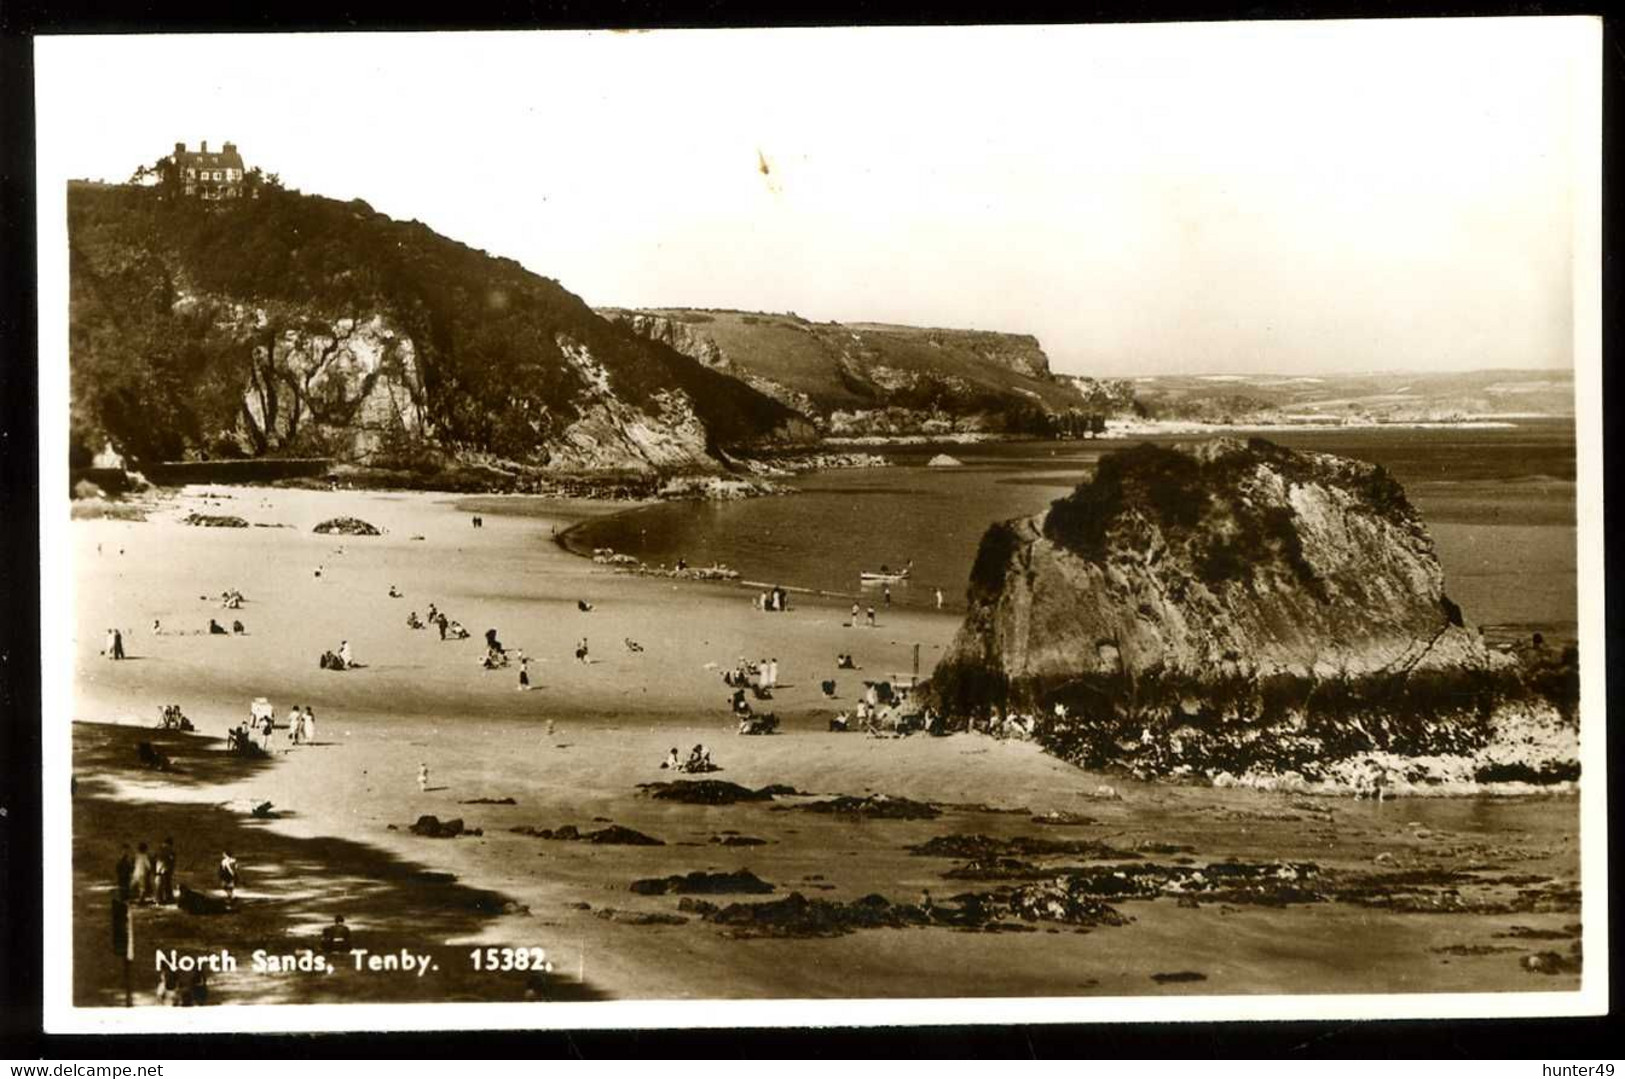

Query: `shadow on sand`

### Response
(72, 723, 607, 1007)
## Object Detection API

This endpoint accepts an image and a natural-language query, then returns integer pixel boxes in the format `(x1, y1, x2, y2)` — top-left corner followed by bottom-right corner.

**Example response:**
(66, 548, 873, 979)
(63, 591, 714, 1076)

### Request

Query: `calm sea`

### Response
(564, 420, 1578, 636)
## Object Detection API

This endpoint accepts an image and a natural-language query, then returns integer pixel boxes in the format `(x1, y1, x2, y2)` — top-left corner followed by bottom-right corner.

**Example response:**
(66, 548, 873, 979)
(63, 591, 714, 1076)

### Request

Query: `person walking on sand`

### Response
(130, 842, 154, 904)
(518, 657, 530, 691)
(575, 638, 589, 664)
(883, 584, 892, 608)
(155, 837, 176, 905)
(303, 708, 316, 744)
(115, 843, 135, 899)
(218, 850, 238, 904)
(113, 628, 125, 659)
(866, 605, 877, 628)
(767, 657, 779, 690)
(417, 763, 429, 793)
(259, 711, 275, 750)
(102, 628, 115, 658)
(850, 602, 860, 626)
(287, 704, 303, 745)
(935, 588, 944, 610)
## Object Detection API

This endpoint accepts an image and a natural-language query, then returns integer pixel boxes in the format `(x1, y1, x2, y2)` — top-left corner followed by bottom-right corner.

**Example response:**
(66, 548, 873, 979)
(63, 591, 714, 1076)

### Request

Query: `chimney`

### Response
(201, 140, 208, 153)
(223, 141, 236, 154)
(175, 141, 185, 155)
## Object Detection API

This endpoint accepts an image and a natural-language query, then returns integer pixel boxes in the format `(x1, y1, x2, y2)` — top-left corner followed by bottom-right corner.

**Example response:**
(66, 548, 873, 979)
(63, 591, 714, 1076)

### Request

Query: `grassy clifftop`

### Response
(600, 306, 1093, 435)
(69, 184, 807, 469)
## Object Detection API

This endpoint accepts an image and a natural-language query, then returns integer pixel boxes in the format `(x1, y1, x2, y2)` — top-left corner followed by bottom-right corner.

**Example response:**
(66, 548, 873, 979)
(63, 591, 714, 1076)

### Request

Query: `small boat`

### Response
(860, 561, 912, 584)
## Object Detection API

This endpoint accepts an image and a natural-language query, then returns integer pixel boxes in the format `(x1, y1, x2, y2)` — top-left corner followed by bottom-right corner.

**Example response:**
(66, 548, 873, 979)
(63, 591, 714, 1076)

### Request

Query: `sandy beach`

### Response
(70, 486, 1582, 1008)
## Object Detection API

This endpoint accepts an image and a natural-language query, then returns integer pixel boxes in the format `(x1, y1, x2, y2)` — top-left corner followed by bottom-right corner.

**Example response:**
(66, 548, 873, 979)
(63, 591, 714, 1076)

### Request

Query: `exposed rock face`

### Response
(927, 438, 1578, 784)
(68, 184, 807, 474)
(937, 438, 1489, 694)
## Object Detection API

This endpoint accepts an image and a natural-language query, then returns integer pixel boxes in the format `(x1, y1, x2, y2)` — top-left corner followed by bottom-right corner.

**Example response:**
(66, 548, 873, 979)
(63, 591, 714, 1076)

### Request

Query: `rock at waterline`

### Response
(924, 437, 1577, 783)
(313, 516, 382, 536)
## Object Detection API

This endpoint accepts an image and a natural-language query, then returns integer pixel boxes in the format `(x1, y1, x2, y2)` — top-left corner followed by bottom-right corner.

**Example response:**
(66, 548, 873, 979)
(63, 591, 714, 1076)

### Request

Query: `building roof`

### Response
(175, 146, 245, 172)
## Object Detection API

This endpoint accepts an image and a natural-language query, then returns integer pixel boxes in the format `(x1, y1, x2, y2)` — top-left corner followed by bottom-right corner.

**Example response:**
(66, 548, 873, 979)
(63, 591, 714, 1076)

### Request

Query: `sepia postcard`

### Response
(34, 20, 1606, 1033)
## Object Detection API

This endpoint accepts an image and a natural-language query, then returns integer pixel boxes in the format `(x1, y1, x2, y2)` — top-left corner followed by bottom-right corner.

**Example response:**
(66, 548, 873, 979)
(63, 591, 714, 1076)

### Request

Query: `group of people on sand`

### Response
(318, 639, 358, 671)
(284, 703, 318, 745)
(755, 586, 790, 612)
(220, 588, 245, 610)
(116, 837, 181, 907)
(661, 744, 716, 773)
(722, 656, 778, 693)
(208, 617, 247, 636)
(413, 602, 470, 641)
(100, 627, 127, 660)
(849, 603, 879, 628)
(157, 703, 194, 731)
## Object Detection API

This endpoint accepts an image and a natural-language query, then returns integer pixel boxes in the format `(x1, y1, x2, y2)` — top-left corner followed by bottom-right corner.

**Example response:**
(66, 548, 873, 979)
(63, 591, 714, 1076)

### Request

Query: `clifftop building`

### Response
(170, 140, 246, 199)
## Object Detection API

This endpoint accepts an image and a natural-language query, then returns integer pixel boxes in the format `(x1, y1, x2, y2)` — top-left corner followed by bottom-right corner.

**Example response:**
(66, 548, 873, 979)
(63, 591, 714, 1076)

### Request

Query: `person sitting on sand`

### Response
(314, 565, 323, 579)
(407, 611, 424, 629)
(388, 585, 402, 598)
(232, 619, 245, 635)
(322, 914, 352, 953)
(152, 619, 162, 635)
(575, 638, 589, 664)
(623, 637, 643, 653)
(830, 711, 850, 732)
(339, 640, 354, 668)
(662, 747, 680, 770)
(447, 620, 468, 640)
(577, 600, 594, 612)
(209, 619, 227, 636)
(837, 652, 857, 670)
(218, 850, 238, 904)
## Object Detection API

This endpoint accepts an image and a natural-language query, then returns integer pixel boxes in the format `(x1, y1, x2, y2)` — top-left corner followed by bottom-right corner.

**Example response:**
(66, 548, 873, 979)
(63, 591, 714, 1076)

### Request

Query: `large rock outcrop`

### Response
(928, 438, 1577, 785)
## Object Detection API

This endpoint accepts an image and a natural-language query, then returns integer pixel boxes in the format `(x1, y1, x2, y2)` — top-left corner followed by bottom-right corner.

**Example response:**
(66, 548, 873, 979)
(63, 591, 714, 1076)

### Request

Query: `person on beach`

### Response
(130, 842, 154, 904)
(417, 763, 429, 792)
(883, 585, 892, 607)
(575, 638, 589, 664)
(388, 585, 402, 598)
(287, 705, 303, 744)
(231, 620, 245, 635)
(322, 915, 353, 953)
(115, 844, 135, 899)
(767, 658, 779, 689)
(407, 610, 423, 629)
(152, 619, 162, 635)
(154, 837, 176, 905)
(303, 708, 316, 744)
(850, 602, 860, 626)
(102, 628, 115, 658)
(866, 606, 877, 628)
(339, 640, 354, 668)
(314, 565, 323, 579)
(662, 747, 680, 770)
(427, 602, 438, 622)
(209, 619, 227, 635)
(518, 657, 531, 691)
(437, 615, 448, 640)
(218, 850, 238, 904)
(259, 712, 275, 749)
(113, 629, 125, 659)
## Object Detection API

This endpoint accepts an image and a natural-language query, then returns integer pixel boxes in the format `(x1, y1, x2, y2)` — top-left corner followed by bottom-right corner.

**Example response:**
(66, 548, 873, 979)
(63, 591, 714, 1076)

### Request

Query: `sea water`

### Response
(565, 420, 1577, 638)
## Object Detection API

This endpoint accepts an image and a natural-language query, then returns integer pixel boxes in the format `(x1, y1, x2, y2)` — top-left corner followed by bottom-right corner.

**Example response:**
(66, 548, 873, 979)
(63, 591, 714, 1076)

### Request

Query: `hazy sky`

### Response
(36, 21, 1595, 376)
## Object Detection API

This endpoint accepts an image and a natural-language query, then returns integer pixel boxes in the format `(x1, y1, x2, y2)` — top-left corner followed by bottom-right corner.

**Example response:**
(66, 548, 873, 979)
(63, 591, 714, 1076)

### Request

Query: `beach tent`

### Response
(249, 697, 274, 722)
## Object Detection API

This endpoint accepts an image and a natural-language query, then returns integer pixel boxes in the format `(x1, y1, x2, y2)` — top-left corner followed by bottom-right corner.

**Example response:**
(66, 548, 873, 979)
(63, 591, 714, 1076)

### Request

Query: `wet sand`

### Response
(70, 486, 1582, 1007)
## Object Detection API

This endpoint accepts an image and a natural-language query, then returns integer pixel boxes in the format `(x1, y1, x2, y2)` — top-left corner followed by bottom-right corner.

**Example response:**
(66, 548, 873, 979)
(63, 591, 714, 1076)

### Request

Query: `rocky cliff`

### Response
(599, 308, 1100, 436)
(929, 438, 1578, 786)
(68, 183, 811, 475)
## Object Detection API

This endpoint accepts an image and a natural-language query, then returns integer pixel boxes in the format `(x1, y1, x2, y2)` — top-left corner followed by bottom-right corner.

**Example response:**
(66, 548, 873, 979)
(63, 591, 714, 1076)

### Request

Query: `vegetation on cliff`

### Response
(602, 307, 1112, 437)
(69, 183, 808, 470)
